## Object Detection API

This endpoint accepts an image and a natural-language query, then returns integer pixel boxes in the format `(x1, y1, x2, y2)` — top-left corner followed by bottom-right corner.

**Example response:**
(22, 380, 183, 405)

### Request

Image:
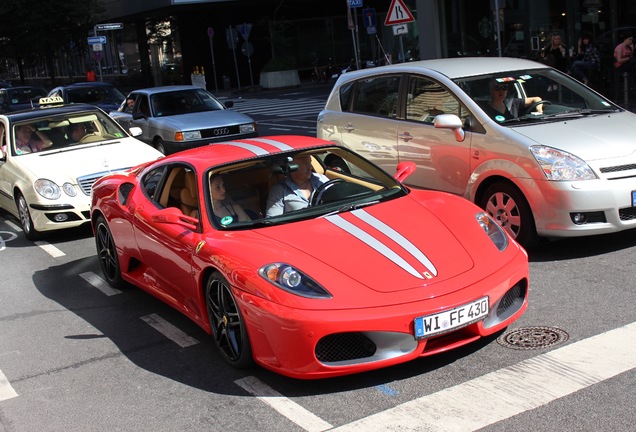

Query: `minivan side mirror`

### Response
(433, 114, 465, 142)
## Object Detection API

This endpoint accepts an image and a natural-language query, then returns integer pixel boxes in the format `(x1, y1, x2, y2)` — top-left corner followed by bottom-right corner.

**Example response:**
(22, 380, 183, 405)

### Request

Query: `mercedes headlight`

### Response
(62, 182, 77, 197)
(476, 212, 508, 251)
(34, 179, 61, 200)
(259, 263, 332, 299)
(530, 145, 597, 180)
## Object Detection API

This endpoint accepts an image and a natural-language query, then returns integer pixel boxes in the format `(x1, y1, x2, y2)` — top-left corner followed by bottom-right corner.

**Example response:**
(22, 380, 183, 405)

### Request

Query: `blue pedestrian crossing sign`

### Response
(384, 0, 415, 26)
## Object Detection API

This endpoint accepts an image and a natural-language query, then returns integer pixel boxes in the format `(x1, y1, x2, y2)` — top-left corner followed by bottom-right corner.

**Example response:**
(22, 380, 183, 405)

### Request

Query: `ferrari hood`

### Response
(257, 200, 475, 294)
(19, 139, 161, 182)
(511, 112, 636, 160)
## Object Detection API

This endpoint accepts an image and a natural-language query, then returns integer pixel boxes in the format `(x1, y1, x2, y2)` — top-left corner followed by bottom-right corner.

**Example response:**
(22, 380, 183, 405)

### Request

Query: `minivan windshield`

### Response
(453, 68, 621, 125)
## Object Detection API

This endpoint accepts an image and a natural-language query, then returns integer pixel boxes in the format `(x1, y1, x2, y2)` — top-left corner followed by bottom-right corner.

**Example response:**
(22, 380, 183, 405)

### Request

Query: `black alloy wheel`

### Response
(94, 215, 125, 288)
(205, 272, 253, 368)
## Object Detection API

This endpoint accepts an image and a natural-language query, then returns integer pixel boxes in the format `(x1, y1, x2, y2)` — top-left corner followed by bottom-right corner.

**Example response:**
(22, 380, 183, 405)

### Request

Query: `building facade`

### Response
(3, 0, 634, 93)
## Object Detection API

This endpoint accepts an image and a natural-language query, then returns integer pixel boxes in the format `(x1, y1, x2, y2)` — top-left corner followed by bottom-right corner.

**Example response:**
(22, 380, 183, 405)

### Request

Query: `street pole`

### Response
(208, 27, 219, 94)
(94, 26, 103, 82)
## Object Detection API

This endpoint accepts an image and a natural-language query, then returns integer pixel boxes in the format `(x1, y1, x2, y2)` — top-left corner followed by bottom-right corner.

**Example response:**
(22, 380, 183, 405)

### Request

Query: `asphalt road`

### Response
(1, 85, 636, 431)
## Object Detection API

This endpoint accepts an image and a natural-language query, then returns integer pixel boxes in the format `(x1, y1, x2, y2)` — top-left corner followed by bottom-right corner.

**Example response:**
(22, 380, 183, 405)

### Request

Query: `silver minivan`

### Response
(317, 57, 636, 247)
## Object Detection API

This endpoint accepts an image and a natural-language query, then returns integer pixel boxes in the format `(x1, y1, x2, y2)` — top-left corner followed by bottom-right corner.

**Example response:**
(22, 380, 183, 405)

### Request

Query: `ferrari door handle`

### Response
(343, 123, 355, 132)
(399, 131, 413, 141)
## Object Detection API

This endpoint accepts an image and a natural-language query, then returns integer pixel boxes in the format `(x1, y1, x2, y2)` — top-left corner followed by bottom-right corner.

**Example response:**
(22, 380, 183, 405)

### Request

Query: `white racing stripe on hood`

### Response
(248, 138, 294, 151)
(223, 138, 294, 156)
(352, 209, 438, 276)
(326, 212, 434, 280)
(224, 142, 271, 156)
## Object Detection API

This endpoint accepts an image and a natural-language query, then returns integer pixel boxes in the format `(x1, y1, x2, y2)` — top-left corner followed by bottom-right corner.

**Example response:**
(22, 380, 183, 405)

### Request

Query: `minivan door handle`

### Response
(343, 123, 355, 132)
(399, 131, 413, 141)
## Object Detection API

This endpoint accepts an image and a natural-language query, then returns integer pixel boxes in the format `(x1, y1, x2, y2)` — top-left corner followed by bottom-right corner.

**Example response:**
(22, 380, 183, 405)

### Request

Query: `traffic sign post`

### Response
(384, 0, 415, 26)
(384, 0, 415, 64)
(236, 23, 254, 87)
(346, 0, 361, 71)
(87, 36, 107, 44)
(95, 23, 123, 31)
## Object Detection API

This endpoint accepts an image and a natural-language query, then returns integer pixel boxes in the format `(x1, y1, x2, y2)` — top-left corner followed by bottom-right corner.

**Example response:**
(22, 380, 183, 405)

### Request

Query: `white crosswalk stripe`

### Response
(231, 98, 326, 118)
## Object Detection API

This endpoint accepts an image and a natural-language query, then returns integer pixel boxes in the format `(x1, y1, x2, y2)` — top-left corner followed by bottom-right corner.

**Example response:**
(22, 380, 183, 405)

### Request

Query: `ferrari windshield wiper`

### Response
(322, 200, 380, 217)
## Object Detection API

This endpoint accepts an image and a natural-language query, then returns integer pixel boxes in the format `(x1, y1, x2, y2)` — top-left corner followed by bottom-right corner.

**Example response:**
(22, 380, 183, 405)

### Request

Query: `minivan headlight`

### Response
(530, 145, 597, 180)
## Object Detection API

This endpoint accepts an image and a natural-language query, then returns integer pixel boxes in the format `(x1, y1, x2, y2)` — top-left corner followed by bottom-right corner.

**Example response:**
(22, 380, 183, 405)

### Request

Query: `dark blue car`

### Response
(0, 85, 48, 113)
(47, 82, 126, 112)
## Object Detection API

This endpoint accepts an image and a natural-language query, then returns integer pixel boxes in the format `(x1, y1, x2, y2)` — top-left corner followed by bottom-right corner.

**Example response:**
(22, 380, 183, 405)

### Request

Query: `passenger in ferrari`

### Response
(210, 174, 250, 226)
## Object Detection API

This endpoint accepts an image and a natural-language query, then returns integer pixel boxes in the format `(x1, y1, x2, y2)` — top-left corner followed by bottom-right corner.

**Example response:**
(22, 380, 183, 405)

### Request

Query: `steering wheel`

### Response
(310, 178, 345, 206)
(525, 99, 551, 114)
(78, 133, 103, 144)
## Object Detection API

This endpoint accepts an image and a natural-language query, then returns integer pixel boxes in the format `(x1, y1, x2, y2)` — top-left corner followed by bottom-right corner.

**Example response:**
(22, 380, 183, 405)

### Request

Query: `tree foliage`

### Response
(0, 0, 104, 82)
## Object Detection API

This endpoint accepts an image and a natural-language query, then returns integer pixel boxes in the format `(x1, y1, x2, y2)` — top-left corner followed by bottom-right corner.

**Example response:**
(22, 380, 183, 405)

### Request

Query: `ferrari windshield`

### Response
(454, 68, 621, 125)
(204, 146, 407, 229)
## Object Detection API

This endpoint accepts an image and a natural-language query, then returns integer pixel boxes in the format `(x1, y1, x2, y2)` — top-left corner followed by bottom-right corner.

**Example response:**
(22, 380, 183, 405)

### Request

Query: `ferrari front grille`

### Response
(619, 206, 636, 221)
(315, 332, 376, 363)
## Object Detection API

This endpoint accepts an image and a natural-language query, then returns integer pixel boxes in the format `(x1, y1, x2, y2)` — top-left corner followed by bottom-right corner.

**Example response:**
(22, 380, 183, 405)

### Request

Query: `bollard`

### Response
(222, 74, 231, 91)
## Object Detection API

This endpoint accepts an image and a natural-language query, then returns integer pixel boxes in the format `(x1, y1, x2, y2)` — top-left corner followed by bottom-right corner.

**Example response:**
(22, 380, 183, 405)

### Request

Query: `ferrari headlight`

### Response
(259, 263, 332, 299)
(34, 179, 61, 200)
(476, 212, 508, 251)
(175, 131, 202, 141)
(62, 182, 77, 197)
(239, 123, 256, 134)
(530, 145, 597, 181)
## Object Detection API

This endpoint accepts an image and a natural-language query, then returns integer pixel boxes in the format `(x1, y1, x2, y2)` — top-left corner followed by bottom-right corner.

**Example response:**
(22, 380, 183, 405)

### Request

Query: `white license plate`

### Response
(414, 297, 489, 339)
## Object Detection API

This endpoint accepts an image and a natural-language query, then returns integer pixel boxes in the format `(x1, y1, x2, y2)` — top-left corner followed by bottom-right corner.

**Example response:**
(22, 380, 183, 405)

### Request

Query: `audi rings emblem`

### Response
(213, 128, 230, 136)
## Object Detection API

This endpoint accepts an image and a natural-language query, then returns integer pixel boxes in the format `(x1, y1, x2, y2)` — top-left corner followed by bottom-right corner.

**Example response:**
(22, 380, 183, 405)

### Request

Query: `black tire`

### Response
(480, 182, 539, 248)
(16, 192, 41, 241)
(154, 139, 166, 155)
(205, 272, 253, 368)
(94, 215, 125, 289)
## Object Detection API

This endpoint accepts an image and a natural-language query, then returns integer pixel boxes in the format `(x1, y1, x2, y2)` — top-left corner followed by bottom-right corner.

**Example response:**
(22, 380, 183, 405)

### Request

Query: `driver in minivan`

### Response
(481, 79, 544, 122)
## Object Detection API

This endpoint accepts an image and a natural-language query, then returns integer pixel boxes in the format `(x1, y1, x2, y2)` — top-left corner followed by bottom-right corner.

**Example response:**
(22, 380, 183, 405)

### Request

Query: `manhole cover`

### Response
(497, 326, 569, 350)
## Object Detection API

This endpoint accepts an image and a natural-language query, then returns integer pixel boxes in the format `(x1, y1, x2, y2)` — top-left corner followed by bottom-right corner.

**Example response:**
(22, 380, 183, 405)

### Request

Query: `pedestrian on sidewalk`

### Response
(568, 33, 600, 85)
(86, 67, 96, 82)
(614, 33, 634, 75)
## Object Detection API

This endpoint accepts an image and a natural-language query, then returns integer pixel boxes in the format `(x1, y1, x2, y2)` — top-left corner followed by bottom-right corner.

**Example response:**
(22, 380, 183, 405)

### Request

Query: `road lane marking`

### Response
(79, 271, 122, 296)
(235, 376, 333, 432)
(1, 218, 20, 231)
(0, 369, 18, 401)
(0, 231, 18, 251)
(332, 321, 636, 431)
(140, 314, 199, 348)
(34, 241, 65, 258)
